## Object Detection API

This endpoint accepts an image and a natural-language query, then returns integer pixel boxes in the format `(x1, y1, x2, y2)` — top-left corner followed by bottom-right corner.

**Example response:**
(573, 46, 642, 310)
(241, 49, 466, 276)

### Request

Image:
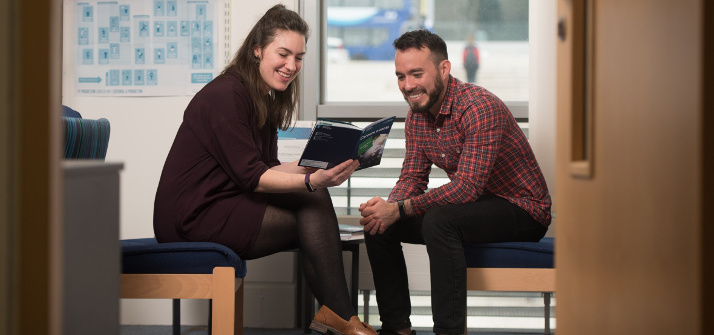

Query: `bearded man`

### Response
(358, 30, 552, 335)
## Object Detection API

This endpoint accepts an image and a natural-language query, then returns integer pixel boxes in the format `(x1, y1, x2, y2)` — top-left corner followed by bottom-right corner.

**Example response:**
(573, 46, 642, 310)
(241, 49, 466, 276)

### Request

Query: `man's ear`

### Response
(440, 59, 452, 79)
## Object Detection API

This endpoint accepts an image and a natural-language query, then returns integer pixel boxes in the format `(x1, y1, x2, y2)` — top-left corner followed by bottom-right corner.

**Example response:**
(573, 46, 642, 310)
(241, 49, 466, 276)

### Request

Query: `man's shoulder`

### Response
(452, 82, 499, 106)
(451, 83, 511, 119)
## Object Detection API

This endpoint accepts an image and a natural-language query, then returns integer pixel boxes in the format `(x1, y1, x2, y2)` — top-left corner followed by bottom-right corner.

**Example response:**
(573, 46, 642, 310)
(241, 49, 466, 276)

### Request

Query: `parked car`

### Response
(327, 37, 350, 63)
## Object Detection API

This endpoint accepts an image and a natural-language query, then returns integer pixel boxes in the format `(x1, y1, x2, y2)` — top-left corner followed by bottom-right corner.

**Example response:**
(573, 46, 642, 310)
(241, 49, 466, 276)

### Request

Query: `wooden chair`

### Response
(463, 237, 555, 335)
(121, 238, 246, 335)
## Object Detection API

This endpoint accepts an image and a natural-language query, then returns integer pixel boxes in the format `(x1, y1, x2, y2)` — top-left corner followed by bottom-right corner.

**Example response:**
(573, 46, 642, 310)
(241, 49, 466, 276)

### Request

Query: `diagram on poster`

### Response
(74, 0, 222, 96)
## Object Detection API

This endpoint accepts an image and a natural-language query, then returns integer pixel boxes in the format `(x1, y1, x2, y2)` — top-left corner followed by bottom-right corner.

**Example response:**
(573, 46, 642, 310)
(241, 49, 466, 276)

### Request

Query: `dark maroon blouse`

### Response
(153, 72, 280, 256)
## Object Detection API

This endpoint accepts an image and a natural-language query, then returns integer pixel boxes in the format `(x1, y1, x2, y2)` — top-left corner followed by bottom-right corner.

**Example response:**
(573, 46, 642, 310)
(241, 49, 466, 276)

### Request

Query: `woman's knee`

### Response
(268, 188, 332, 209)
(298, 188, 332, 207)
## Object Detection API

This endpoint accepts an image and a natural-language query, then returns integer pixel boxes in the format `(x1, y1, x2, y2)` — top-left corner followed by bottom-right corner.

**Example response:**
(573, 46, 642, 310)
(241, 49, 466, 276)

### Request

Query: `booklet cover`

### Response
(298, 116, 396, 170)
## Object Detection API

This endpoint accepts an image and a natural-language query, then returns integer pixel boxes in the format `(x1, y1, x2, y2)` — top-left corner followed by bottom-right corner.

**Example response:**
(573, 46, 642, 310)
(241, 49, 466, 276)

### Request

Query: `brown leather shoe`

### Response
(310, 305, 377, 335)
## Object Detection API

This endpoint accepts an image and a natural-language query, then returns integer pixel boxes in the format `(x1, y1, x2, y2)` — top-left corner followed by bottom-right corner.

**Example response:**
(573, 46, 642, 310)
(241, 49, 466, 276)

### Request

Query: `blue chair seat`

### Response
(121, 238, 247, 277)
(463, 237, 554, 269)
(463, 237, 555, 335)
(120, 238, 246, 335)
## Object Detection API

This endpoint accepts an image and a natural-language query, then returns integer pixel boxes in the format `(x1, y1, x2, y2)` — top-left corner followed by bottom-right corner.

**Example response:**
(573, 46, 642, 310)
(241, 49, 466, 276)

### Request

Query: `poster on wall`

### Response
(73, 0, 224, 96)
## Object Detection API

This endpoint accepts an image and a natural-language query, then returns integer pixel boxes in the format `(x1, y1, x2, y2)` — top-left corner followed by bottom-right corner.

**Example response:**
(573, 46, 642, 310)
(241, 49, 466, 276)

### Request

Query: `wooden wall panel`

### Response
(556, 0, 703, 333)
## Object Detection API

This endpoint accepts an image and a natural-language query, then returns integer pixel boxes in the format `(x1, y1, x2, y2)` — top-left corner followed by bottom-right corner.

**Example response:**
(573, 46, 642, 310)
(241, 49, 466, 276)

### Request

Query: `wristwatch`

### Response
(305, 172, 316, 192)
(397, 199, 407, 220)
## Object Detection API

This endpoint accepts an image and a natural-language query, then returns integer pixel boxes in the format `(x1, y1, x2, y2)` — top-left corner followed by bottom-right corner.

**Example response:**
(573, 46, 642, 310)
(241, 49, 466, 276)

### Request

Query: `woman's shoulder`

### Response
(199, 72, 248, 96)
(184, 72, 253, 122)
(188, 72, 251, 110)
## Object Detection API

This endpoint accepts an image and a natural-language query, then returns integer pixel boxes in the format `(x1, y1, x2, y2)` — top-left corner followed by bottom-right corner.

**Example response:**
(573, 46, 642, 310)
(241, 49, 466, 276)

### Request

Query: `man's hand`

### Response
(358, 197, 400, 235)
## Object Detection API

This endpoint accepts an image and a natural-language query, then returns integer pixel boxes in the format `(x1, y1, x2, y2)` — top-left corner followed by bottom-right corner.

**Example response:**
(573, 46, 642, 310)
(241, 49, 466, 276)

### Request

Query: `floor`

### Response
(120, 290, 555, 335)
(119, 326, 550, 335)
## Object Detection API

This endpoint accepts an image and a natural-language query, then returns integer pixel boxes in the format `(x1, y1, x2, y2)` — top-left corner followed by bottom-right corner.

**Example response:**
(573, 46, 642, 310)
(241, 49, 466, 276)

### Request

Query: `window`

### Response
(321, 0, 529, 103)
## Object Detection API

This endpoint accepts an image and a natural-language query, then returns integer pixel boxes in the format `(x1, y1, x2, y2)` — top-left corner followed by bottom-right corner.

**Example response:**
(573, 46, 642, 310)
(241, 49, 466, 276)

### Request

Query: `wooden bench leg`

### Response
(209, 277, 243, 335)
(212, 267, 235, 335)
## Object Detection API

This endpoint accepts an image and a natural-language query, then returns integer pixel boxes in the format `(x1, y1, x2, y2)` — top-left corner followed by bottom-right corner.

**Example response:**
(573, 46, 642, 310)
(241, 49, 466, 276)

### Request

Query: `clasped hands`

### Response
(358, 197, 400, 235)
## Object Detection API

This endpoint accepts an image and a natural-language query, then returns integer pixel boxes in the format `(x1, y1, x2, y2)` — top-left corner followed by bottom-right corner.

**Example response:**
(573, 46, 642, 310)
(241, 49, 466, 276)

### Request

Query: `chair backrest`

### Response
(62, 117, 111, 160)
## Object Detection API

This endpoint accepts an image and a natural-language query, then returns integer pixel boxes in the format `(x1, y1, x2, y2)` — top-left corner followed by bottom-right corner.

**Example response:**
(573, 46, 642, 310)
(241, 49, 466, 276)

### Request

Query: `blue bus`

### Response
(327, 0, 425, 61)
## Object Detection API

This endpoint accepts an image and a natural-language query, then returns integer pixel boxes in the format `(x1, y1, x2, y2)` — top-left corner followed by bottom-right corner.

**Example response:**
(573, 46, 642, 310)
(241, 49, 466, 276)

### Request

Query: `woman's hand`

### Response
(310, 159, 360, 188)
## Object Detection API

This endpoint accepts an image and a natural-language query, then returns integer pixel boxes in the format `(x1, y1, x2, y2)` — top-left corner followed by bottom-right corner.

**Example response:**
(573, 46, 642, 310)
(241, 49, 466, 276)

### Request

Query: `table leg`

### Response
(347, 244, 359, 312)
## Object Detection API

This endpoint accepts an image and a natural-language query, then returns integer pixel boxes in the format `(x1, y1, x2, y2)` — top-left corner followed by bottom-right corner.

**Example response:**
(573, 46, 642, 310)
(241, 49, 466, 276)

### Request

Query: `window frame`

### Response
(298, 0, 529, 122)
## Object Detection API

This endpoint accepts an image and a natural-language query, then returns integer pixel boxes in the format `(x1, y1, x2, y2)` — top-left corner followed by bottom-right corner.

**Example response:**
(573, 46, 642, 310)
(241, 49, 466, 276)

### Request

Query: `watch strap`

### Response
(305, 172, 316, 192)
(397, 199, 406, 220)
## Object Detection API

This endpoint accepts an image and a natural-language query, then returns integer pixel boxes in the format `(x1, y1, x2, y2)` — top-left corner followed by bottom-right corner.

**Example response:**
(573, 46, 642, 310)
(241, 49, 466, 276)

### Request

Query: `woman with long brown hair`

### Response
(154, 5, 374, 335)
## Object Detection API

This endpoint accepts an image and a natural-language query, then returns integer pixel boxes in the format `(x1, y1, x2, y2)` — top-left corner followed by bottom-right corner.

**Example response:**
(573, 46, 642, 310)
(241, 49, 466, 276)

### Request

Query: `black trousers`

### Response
(364, 194, 547, 334)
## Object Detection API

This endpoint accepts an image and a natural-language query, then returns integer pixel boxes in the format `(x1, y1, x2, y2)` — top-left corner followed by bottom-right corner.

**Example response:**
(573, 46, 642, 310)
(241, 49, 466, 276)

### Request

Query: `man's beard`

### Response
(404, 76, 444, 114)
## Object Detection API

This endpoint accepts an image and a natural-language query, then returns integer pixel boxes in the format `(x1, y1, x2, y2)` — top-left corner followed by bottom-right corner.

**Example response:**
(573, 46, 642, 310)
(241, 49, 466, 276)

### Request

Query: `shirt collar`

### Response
(440, 75, 459, 116)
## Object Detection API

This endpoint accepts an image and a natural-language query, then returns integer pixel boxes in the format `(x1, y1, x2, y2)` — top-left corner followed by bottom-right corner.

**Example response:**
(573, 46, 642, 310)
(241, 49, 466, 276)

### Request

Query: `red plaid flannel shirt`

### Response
(388, 76, 552, 226)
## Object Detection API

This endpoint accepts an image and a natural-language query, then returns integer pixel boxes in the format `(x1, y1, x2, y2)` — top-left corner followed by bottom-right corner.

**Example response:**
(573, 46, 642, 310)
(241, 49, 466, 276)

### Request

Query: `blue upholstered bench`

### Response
(121, 238, 247, 335)
(463, 237, 555, 334)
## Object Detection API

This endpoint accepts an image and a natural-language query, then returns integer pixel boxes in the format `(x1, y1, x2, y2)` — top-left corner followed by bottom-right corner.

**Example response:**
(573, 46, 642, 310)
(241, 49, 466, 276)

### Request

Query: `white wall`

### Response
(61, 0, 297, 326)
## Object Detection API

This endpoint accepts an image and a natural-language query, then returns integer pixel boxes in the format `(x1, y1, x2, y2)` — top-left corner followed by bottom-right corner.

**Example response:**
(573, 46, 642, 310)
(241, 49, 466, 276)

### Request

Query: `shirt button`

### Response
(441, 153, 445, 158)
(436, 128, 441, 133)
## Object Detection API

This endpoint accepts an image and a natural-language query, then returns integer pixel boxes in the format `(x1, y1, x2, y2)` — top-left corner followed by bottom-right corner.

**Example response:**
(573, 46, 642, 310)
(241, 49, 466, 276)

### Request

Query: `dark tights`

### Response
(241, 189, 354, 321)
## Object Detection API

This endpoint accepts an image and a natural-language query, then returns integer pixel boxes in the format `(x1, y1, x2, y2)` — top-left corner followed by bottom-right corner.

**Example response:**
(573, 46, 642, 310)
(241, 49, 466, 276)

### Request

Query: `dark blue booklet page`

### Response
(298, 116, 396, 170)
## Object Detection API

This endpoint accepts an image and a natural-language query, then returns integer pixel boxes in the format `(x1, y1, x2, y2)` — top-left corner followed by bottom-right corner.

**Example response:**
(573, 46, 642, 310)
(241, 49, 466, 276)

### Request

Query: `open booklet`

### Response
(298, 116, 396, 170)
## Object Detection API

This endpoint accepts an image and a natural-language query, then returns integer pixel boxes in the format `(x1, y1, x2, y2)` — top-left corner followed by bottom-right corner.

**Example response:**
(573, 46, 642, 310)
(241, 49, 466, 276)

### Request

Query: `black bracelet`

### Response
(397, 199, 406, 221)
(304, 172, 316, 192)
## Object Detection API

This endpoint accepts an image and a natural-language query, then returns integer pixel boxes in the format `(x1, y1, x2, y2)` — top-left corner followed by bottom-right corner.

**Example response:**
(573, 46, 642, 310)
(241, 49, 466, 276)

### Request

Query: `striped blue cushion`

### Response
(62, 117, 111, 159)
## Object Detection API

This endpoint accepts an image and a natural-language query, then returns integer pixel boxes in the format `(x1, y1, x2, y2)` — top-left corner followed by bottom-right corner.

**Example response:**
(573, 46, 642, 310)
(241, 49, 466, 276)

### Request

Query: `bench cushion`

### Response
(121, 238, 247, 278)
(463, 237, 554, 269)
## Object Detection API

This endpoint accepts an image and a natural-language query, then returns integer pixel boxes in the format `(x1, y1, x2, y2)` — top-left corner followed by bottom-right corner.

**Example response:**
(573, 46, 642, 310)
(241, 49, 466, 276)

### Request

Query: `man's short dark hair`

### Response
(393, 29, 448, 66)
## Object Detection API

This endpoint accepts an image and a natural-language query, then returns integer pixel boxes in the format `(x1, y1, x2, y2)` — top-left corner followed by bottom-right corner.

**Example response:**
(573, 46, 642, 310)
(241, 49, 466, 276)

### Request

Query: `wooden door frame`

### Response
(2, 0, 63, 334)
(0, 0, 18, 333)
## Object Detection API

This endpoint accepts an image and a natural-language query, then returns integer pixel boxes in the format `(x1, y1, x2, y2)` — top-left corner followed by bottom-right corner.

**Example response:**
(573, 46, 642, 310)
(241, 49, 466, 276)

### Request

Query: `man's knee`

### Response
(421, 205, 452, 242)
(364, 228, 388, 247)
